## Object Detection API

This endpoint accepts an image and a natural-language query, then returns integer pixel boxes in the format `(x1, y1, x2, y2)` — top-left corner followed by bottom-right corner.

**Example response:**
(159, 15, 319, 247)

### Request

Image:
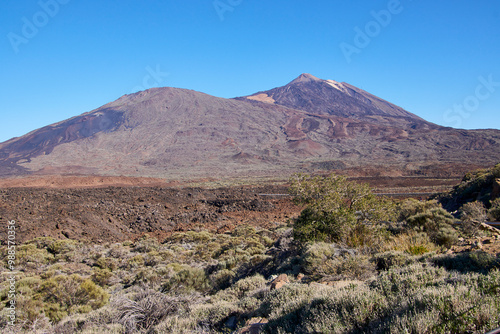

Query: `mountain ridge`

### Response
(1, 74, 499, 180)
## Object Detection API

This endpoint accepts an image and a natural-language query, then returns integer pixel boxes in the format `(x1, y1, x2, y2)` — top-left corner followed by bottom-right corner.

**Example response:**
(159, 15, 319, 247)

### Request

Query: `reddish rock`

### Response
(270, 274, 290, 290)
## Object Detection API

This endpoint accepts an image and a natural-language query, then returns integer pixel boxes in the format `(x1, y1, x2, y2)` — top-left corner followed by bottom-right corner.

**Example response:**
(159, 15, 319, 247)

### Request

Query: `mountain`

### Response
(1, 74, 500, 180)
(239, 73, 428, 128)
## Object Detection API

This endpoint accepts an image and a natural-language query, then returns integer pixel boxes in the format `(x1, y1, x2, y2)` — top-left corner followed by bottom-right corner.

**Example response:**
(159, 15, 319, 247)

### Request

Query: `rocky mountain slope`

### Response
(1, 74, 499, 180)
(241, 73, 425, 125)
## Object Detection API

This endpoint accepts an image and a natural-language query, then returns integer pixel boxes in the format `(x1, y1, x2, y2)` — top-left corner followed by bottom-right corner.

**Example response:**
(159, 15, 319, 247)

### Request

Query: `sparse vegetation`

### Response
(1, 170, 500, 333)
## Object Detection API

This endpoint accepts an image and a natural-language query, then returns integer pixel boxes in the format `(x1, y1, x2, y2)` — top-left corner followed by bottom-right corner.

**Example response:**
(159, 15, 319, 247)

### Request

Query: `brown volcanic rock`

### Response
(1, 75, 500, 180)
(0, 185, 299, 243)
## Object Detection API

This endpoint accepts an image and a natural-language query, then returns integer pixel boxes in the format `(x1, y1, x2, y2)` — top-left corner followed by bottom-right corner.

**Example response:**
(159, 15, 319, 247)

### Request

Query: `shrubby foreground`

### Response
(1, 167, 500, 333)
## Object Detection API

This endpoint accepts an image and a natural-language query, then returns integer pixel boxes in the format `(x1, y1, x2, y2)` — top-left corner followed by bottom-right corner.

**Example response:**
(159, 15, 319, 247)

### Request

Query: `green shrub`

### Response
(301, 243, 375, 281)
(383, 231, 437, 255)
(127, 254, 144, 268)
(293, 207, 356, 244)
(406, 207, 454, 231)
(91, 268, 113, 286)
(94, 257, 118, 271)
(132, 268, 162, 288)
(133, 236, 159, 253)
(372, 251, 412, 271)
(406, 206, 458, 247)
(27, 237, 56, 249)
(232, 274, 267, 298)
(432, 251, 500, 274)
(261, 283, 385, 334)
(162, 266, 211, 293)
(37, 274, 109, 322)
(193, 300, 238, 331)
(47, 239, 78, 255)
(372, 267, 500, 333)
(168, 231, 212, 244)
(397, 199, 442, 222)
(12, 244, 54, 267)
(289, 173, 395, 245)
(209, 269, 236, 291)
(407, 244, 430, 256)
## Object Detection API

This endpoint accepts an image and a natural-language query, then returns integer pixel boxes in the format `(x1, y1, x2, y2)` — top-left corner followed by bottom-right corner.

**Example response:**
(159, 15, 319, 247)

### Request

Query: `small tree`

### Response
(289, 174, 394, 246)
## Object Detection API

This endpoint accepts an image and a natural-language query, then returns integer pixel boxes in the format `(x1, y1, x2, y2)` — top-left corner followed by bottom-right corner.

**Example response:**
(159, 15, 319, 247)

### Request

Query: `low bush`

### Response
(132, 236, 160, 253)
(209, 269, 236, 291)
(35, 274, 109, 322)
(112, 288, 195, 334)
(372, 251, 412, 271)
(397, 199, 442, 222)
(127, 254, 145, 268)
(10, 243, 54, 267)
(261, 283, 385, 334)
(406, 205, 458, 247)
(162, 266, 211, 293)
(3, 203, 500, 334)
(382, 231, 437, 255)
(91, 268, 113, 286)
(431, 251, 500, 274)
(301, 243, 375, 281)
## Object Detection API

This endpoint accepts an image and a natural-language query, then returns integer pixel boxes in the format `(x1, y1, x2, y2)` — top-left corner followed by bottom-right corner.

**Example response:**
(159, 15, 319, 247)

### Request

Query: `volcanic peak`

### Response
(289, 73, 323, 84)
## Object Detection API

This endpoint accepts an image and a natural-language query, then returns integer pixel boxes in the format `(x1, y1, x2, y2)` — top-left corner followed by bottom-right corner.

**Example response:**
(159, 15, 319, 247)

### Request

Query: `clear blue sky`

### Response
(1, 0, 499, 143)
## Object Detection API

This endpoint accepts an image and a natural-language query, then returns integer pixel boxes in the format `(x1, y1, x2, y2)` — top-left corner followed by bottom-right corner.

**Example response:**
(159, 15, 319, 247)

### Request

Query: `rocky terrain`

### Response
(0, 185, 300, 244)
(1, 73, 499, 181)
(0, 174, 463, 245)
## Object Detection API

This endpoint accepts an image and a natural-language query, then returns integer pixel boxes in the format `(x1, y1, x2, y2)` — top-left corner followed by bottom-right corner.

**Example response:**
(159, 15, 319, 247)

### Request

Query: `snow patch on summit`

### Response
(325, 80, 348, 93)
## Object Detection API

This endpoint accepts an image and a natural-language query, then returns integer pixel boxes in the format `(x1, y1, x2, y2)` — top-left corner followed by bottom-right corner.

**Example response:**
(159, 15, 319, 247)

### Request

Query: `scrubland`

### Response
(1, 164, 500, 334)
